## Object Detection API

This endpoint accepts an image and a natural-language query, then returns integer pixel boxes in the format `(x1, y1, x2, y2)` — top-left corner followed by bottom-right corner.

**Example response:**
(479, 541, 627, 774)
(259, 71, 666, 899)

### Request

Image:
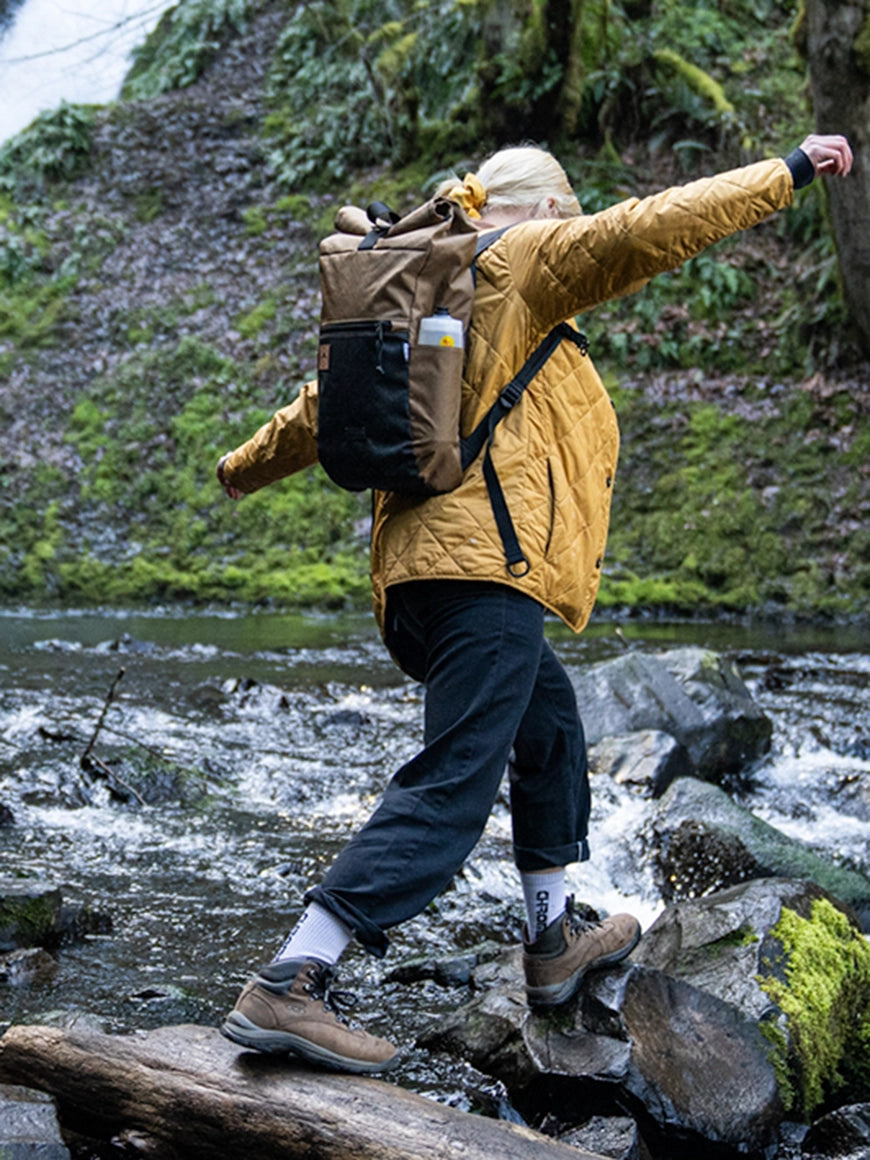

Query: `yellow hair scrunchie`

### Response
(444, 172, 487, 220)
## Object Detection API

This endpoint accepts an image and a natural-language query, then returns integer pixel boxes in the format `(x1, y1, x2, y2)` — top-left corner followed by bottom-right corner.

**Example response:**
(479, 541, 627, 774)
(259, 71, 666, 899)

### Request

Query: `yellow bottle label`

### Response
(439, 335, 456, 347)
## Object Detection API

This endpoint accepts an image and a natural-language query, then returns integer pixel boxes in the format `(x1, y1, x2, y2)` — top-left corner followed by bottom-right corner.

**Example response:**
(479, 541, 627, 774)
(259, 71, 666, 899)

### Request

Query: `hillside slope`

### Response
(0, 0, 867, 619)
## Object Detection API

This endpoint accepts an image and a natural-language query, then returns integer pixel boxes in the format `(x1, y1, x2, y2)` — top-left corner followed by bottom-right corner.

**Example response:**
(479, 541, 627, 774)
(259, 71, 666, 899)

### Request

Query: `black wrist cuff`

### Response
(785, 147, 816, 190)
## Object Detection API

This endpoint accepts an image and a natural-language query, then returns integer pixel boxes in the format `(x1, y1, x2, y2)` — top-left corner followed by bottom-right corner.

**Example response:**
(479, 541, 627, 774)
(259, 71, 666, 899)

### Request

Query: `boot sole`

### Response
(220, 1011, 401, 1075)
(526, 919, 642, 1009)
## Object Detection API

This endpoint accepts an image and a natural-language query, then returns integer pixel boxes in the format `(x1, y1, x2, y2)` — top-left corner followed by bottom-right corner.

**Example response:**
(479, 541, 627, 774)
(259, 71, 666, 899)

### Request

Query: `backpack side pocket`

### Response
(318, 321, 426, 494)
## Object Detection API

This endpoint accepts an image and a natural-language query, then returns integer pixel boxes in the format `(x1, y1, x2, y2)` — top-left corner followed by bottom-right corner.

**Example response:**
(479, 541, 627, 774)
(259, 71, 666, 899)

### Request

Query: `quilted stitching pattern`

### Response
(371, 159, 793, 633)
(225, 159, 794, 636)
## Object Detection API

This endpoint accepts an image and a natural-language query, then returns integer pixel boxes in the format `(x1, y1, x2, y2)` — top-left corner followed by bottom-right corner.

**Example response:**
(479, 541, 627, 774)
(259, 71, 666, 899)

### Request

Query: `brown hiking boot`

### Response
(523, 895, 642, 1008)
(221, 958, 400, 1075)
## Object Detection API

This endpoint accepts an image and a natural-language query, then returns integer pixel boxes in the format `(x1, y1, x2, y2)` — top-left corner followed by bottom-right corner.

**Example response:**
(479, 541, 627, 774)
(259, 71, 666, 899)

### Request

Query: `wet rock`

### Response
(0, 884, 63, 953)
(187, 683, 229, 712)
(0, 881, 111, 952)
(222, 677, 290, 713)
(573, 647, 772, 780)
(321, 708, 370, 729)
(0, 1083, 70, 1159)
(386, 941, 502, 987)
(0, 804, 13, 827)
(633, 878, 811, 1016)
(97, 634, 159, 655)
(831, 773, 870, 823)
(110, 1128, 166, 1156)
(802, 1104, 870, 1158)
(0, 949, 57, 986)
(558, 1115, 651, 1159)
(423, 950, 781, 1156)
(648, 777, 870, 922)
(632, 878, 870, 1125)
(588, 730, 692, 797)
(423, 879, 870, 1154)
(776, 1120, 809, 1157)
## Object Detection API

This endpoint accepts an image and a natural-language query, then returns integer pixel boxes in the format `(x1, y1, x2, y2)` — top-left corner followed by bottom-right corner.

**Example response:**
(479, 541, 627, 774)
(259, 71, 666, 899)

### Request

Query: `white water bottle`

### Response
(418, 307, 464, 349)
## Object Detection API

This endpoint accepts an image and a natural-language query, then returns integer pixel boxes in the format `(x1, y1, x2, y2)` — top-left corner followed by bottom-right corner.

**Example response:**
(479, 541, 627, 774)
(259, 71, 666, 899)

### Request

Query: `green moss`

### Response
(760, 1019, 797, 1112)
(242, 205, 269, 236)
(236, 295, 278, 339)
(0, 275, 73, 346)
(601, 378, 870, 618)
(275, 194, 314, 220)
(652, 48, 735, 116)
(709, 926, 759, 953)
(758, 899, 870, 1118)
(134, 189, 164, 223)
(2, 333, 370, 606)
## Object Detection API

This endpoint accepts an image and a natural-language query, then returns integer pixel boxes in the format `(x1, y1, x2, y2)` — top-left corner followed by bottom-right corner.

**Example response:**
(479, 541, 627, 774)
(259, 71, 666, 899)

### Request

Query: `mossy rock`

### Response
(650, 777, 870, 921)
(635, 877, 870, 1121)
(0, 881, 63, 952)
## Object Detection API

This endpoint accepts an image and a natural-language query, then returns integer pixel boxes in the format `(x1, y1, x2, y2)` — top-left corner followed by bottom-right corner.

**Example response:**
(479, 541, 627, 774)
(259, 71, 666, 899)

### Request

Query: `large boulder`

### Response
(633, 878, 870, 1121)
(421, 879, 870, 1155)
(647, 777, 870, 925)
(422, 947, 781, 1157)
(572, 648, 772, 780)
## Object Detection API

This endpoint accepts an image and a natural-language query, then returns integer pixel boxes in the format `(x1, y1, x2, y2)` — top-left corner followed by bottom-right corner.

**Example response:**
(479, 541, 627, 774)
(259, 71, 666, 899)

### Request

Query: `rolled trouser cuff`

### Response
(513, 838, 590, 873)
(305, 886, 390, 958)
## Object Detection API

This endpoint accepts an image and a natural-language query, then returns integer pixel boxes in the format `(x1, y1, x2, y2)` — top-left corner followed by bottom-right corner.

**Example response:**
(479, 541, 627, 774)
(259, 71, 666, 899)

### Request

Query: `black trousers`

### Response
(307, 580, 590, 956)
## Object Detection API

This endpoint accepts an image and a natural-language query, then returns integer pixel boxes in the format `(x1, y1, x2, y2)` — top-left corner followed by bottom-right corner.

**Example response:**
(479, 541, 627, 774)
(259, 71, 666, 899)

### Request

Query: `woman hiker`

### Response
(215, 133, 853, 1074)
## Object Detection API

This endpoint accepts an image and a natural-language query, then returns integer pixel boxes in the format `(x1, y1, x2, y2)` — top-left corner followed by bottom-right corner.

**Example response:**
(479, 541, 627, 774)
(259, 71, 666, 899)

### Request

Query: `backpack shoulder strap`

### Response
(460, 322, 589, 575)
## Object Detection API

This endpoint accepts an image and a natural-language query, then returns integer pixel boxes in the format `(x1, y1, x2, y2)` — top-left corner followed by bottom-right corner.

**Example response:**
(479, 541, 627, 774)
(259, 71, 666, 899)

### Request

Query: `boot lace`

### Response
(303, 963, 359, 1025)
(564, 893, 601, 938)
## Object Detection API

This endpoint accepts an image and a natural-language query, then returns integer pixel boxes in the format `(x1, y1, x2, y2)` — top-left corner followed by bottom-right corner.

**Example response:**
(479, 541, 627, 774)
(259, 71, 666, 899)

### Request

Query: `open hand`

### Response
(799, 134, 853, 177)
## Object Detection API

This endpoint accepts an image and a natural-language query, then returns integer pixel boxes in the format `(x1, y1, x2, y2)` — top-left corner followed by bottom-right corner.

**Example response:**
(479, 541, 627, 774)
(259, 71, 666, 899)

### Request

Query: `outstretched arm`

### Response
(504, 135, 853, 330)
(216, 378, 320, 499)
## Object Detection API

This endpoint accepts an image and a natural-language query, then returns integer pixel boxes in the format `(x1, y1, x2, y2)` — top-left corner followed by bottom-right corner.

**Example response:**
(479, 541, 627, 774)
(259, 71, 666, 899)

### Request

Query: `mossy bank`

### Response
(0, 0, 867, 619)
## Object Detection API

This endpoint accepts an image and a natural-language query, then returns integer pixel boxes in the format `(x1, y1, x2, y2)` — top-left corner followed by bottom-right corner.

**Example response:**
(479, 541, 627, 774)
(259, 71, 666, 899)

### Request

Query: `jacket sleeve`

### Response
(222, 379, 319, 494)
(505, 158, 795, 334)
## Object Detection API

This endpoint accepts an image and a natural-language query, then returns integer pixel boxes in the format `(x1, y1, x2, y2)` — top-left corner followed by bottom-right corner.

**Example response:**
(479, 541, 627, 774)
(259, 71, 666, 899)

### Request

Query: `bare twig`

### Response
(0, 3, 168, 65)
(81, 667, 125, 767)
(97, 724, 172, 762)
(81, 753, 146, 807)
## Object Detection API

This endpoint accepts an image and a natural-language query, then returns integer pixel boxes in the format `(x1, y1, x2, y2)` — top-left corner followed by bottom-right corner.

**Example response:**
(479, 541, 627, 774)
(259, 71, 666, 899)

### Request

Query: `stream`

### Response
(1, 606, 870, 1132)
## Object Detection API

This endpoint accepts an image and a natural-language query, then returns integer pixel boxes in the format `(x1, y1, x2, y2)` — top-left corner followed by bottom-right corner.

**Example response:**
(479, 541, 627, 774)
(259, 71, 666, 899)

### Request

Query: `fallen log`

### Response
(0, 1023, 605, 1160)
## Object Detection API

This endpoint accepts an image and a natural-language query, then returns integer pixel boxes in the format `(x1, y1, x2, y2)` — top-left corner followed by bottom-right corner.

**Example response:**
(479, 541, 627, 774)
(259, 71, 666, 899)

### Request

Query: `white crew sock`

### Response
(273, 902, 353, 966)
(521, 869, 567, 943)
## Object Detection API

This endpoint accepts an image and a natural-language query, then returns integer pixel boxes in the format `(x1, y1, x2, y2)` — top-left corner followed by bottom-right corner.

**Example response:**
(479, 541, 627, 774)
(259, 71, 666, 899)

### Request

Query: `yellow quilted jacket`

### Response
(222, 159, 794, 635)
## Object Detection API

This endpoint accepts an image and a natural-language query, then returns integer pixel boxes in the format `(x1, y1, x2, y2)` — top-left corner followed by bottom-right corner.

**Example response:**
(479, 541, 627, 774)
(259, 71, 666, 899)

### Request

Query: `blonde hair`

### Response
(437, 145, 581, 220)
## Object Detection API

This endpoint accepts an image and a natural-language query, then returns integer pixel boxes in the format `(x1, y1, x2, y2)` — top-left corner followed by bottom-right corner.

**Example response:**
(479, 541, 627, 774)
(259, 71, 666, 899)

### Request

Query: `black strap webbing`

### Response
(460, 322, 589, 575)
